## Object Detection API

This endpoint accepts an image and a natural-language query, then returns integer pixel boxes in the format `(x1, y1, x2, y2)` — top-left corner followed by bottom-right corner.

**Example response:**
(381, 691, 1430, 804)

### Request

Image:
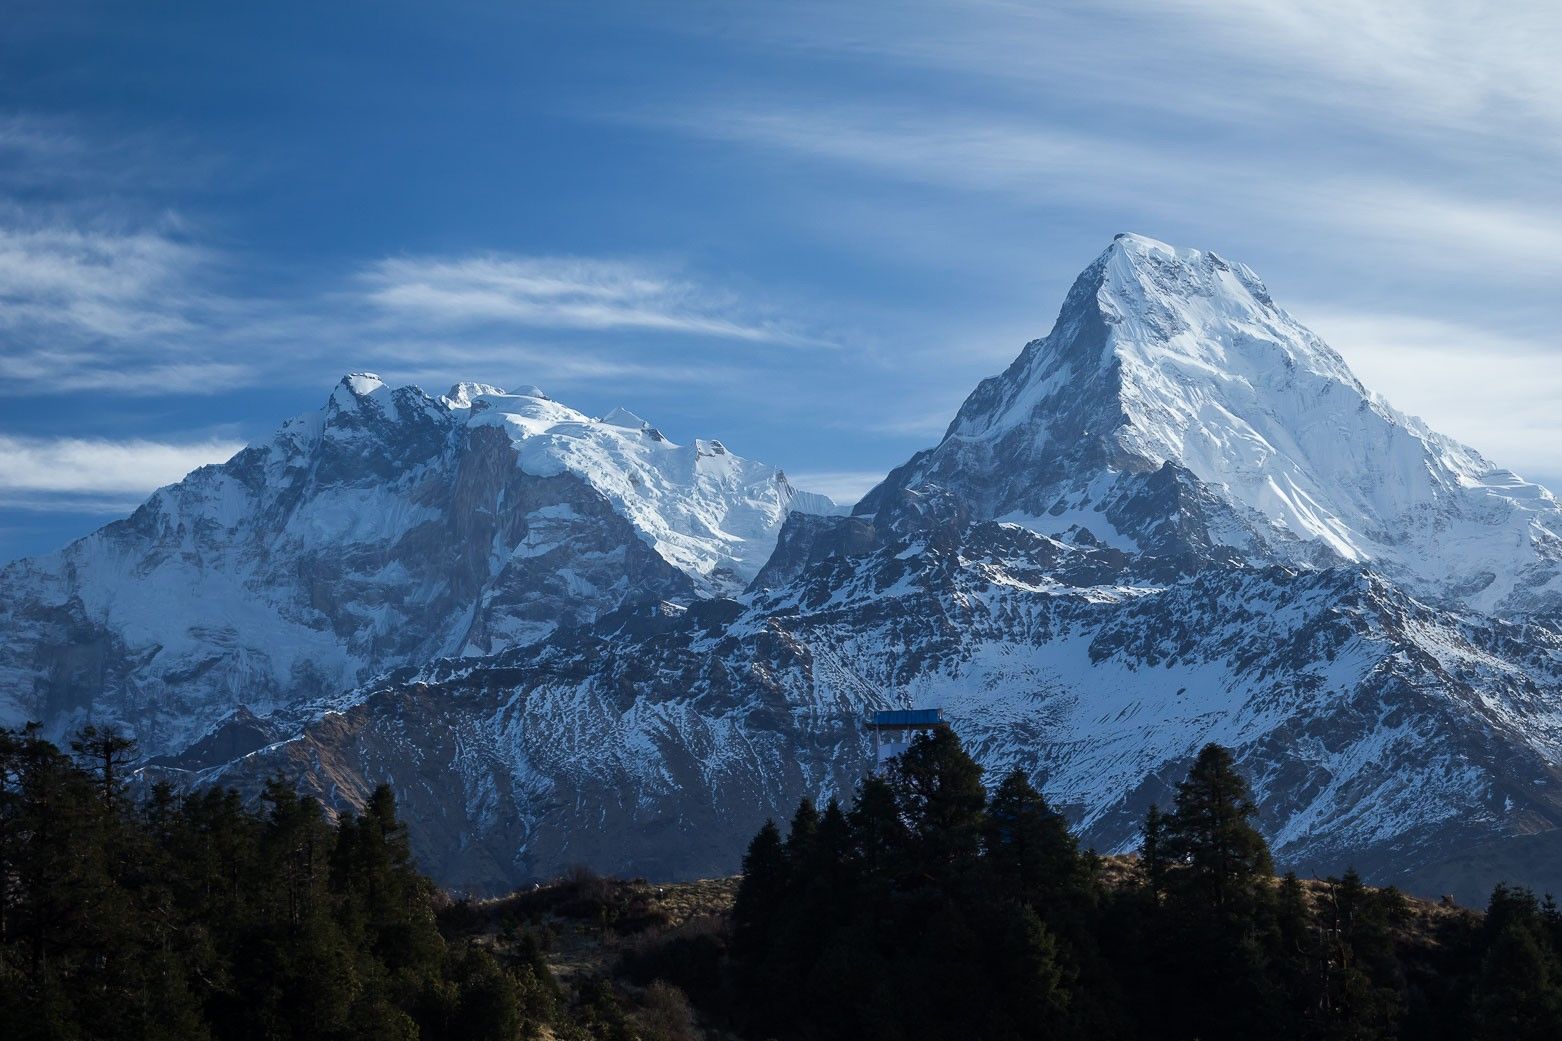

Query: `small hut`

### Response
(865, 708, 947, 768)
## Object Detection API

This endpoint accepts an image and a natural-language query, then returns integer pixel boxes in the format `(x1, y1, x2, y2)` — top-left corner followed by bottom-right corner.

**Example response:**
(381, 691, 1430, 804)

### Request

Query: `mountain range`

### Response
(4, 233, 1560, 903)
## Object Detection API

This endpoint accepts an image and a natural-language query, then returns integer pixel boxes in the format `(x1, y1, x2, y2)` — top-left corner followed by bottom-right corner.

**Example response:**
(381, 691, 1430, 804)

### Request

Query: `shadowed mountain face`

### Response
(10, 235, 1562, 903)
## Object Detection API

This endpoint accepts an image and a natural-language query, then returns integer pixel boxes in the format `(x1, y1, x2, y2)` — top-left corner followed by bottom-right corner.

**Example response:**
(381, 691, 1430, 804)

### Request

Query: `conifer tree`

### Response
(784, 797, 820, 866)
(1141, 803, 1167, 895)
(1143, 745, 1283, 1041)
(984, 767, 1088, 912)
(997, 904, 1071, 1036)
(70, 725, 137, 813)
(810, 798, 855, 910)
(1471, 921, 1562, 1040)
(445, 946, 523, 1041)
(1165, 743, 1273, 908)
(733, 819, 787, 944)
(890, 728, 986, 884)
(848, 773, 908, 891)
(1470, 885, 1562, 1041)
(730, 819, 788, 1028)
(1274, 872, 1319, 1010)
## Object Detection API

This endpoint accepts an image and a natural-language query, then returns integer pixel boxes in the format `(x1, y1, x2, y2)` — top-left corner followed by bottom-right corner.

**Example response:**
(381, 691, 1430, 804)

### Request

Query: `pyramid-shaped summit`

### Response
(860, 233, 1562, 615)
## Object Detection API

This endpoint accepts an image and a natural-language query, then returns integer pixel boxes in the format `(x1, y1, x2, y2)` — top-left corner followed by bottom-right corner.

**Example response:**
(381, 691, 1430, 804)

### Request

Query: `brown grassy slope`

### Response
(1096, 853, 1476, 941)
(439, 871, 739, 981)
(434, 860, 1486, 1041)
(443, 855, 1478, 988)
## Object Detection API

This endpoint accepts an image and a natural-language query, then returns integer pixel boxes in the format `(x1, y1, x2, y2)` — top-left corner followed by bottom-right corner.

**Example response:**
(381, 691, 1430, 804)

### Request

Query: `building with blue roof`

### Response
(865, 707, 947, 766)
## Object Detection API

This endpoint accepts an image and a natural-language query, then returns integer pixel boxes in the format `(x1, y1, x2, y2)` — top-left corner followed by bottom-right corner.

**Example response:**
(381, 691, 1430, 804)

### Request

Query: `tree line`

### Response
(6, 719, 1562, 1040)
(0, 723, 598, 1040)
(724, 729, 1562, 1041)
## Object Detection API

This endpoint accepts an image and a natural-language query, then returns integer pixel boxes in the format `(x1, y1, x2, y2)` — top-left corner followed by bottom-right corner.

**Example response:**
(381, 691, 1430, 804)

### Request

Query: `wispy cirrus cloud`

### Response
(0, 223, 821, 399)
(0, 223, 203, 339)
(720, 0, 1562, 158)
(0, 435, 246, 512)
(0, 115, 258, 396)
(0, 216, 259, 396)
(647, 100, 1562, 279)
(0, 115, 829, 408)
(359, 254, 822, 346)
(1122, 0, 1562, 149)
(0, 119, 254, 396)
(361, 338, 745, 391)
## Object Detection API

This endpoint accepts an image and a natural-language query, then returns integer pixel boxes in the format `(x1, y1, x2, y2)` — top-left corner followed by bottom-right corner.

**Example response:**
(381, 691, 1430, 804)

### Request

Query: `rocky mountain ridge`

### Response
(0, 377, 836, 754)
(6, 233, 1562, 904)
(863, 235, 1562, 615)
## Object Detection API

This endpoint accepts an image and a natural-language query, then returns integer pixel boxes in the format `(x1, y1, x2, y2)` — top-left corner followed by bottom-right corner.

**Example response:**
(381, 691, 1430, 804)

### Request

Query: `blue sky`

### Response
(3, 1, 1561, 561)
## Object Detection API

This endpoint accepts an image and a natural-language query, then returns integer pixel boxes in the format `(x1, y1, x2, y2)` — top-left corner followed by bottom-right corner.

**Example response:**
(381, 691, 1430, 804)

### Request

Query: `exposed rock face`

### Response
(0, 378, 836, 754)
(168, 511, 1562, 901)
(9, 234, 1562, 905)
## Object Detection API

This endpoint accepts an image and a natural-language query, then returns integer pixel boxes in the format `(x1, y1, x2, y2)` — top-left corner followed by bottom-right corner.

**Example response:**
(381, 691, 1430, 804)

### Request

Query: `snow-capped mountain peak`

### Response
(1097, 233, 1359, 388)
(601, 405, 651, 430)
(441, 380, 510, 408)
(346, 371, 386, 392)
(0, 374, 837, 754)
(870, 234, 1562, 613)
(326, 371, 389, 411)
(460, 386, 838, 589)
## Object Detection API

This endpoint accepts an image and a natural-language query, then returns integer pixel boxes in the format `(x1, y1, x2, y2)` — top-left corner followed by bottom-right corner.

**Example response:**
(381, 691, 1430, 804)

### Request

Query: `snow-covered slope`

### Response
(171, 509, 1562, 899)
(163, 236, 1562, 903)
(456, 386, 842, 594)
(861, 233, 1562, 614)
(12, 233, 1562, 904)
(0, 376, 836, 753)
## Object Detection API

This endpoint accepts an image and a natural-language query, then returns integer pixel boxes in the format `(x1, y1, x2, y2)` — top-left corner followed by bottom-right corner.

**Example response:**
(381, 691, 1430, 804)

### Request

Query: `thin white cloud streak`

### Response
(726, 0, 1562, 161)
(360, 254, 823, 346)
(0, 117, 270, 396)
(1324, 188, 1562, 274)
(1140, 0, 1562, 148)
(365, 339, 745, 390)
(857, 410, 955, 439)
(0, 226, 814, 396)
(0, 492, 152, 514)
(0, 116, 84, 170)
(0, 113, 224, 196)
(0, 357, 255, 396)
(0, 436, 245, 508)
(0, 212, 259, 395)
(0, 117, 824, 400)
(1305, 308, 1562, 486)
(0, 224, 202, 339)
(789, 469, 885, 505)
(647, 0, 1562, 287)
(652, 102, 1562, 278)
